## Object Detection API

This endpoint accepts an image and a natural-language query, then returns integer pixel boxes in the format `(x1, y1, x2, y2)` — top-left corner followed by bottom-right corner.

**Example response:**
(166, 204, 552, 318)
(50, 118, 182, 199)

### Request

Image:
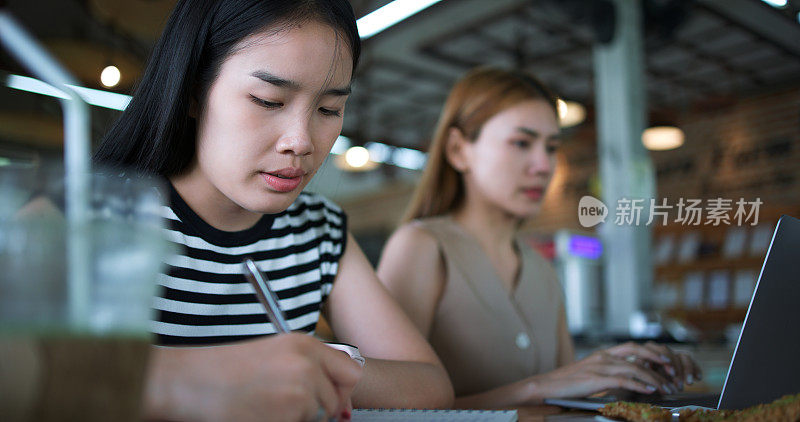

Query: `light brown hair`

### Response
(402, 67, 559, 223)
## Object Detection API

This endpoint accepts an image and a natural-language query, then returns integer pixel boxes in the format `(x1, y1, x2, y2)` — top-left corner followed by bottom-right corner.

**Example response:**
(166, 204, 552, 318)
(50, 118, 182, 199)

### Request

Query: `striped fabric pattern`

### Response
(152, 186, 347, 346)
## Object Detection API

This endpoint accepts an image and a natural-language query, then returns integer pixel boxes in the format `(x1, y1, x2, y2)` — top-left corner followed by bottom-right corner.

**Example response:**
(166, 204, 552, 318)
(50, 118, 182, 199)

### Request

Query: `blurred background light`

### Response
(760, 0, 788, 8)
(6, 74, 131, 110)
(100, 65, 120, 87)
(642, 125, 685, 151)
(365, 142, 392, 163)
(331, 136, 351, 155)
(557, 99, 586, 128)
(345, 146, 371, 168)
(357, 0, 444, 39)
(390, 146, 427, 170)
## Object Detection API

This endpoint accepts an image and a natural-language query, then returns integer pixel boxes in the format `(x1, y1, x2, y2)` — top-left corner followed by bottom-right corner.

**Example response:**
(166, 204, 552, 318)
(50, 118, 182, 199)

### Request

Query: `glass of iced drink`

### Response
(0, 163, 173, 422)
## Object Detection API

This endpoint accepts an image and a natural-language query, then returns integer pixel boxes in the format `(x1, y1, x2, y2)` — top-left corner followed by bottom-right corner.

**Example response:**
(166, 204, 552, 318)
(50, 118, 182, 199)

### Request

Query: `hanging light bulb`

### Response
(557, 99, 586, 128)
(100, 65, 121, 88)
(557, 98, 568, 119)
(642, 126, 685, 151)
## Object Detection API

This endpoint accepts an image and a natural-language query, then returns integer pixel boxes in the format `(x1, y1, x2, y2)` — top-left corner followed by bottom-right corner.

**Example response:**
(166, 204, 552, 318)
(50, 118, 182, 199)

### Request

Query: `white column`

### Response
(592, 0, 656, 333)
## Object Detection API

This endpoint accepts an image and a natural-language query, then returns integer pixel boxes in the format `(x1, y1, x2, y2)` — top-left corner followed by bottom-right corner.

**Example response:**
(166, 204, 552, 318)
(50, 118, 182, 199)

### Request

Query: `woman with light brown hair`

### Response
(377, 67, 700, 408)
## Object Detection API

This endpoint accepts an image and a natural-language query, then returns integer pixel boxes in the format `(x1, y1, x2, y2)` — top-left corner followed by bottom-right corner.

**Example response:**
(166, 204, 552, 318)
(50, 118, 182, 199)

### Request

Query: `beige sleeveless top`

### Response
(416, 216, 564, 397)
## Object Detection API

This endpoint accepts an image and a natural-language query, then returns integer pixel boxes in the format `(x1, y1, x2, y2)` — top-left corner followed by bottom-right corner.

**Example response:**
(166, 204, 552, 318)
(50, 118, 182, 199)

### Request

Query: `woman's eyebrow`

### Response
(324, 85, 351, 97)
(251, 70, 300, 89)
(250, 70, 350, 96)
(516, 127, 539, 138)
(517, 126, 561, 141)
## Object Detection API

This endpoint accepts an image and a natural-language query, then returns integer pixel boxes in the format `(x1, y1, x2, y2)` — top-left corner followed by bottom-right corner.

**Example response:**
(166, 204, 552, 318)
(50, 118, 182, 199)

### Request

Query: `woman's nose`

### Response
(275, 119, 314, 156)
(528, 147, 553, 176)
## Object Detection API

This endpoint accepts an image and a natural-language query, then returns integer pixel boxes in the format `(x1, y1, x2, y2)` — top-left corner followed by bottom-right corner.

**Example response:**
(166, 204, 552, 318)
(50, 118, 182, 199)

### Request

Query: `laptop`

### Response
(545, 215, 800, 411)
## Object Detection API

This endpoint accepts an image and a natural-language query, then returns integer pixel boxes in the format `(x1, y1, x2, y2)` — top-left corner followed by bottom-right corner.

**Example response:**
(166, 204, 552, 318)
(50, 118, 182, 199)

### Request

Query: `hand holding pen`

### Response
(242, 258, 362, 421)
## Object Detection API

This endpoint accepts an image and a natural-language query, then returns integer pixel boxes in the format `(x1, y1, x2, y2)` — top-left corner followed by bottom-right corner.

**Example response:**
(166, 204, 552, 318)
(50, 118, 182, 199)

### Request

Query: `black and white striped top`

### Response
(152, 184, 347, 346)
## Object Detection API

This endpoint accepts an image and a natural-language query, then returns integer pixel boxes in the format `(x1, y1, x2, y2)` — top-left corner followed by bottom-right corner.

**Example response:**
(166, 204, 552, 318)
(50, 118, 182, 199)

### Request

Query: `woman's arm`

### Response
(325, 232, 453, 409)
(556, 301, 576, 367)
(453, 345, 677, 408)
(375, 223, 446, 337)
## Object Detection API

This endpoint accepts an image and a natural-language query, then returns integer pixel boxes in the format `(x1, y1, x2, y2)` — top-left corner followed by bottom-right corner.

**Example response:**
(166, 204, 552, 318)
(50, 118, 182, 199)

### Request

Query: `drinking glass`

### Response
(0, 162, 174, 421)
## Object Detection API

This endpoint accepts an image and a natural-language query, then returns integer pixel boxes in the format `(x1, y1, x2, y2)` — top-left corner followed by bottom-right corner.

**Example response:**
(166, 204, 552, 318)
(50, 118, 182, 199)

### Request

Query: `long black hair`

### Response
(93, 0, 361, 177)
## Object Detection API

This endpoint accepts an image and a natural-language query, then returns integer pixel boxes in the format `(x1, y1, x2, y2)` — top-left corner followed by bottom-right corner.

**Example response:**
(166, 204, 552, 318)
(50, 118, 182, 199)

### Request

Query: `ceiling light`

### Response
(357, 0, 443, 39)
(6, 74, 131, 110)
(365, 142, 392, 163)
(642, 126, 684, 151)
(557, 99, 586, 128)
(557, 98, 568, 119)
(100, 65, 120, 87)
(345, 146, 371, 168)
(336, 145, 379, 172)
(760, 0, 787, 7)
(390, 146, 427, 170)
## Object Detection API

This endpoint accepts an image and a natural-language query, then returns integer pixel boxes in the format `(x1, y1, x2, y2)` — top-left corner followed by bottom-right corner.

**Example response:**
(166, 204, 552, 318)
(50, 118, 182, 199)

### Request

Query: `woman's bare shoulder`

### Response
(384, 220, 441, 255)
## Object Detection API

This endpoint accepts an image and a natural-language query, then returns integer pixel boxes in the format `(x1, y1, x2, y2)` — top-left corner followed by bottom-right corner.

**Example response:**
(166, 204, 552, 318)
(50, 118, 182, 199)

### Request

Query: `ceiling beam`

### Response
(696, 0, 800, 62)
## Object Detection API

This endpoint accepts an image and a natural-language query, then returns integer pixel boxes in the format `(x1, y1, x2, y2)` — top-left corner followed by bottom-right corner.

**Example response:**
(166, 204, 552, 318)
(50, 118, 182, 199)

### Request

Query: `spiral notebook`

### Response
(352, 409, 517, 421)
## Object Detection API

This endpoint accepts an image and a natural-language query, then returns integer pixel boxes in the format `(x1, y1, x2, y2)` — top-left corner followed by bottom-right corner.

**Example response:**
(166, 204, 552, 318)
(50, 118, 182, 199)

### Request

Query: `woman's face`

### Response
(189, 20, 353, 214)
(456, 99, 560, 219)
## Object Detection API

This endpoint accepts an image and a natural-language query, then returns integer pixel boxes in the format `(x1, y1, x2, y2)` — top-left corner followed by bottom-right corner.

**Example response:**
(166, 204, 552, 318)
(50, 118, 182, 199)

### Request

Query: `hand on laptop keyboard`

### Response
(530, 341, 703, 400)
(605, 341, 703, 392)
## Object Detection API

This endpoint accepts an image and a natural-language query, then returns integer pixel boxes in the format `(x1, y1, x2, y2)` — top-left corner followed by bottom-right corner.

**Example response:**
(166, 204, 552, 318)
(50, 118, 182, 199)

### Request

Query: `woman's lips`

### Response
(523, 187, 544, 201)
(261, 172, 303, 193)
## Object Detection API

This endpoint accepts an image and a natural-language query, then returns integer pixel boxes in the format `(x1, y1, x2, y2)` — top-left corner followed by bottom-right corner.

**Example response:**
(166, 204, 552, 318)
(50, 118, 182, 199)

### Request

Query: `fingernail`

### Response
(646, 385, 657, 392)
(660, 354, 671, 362)
(666, 366, 676, 376)
(340, 410, 351, 421)
(678, 381, 684, 390)
(662, 384, 671, 393)
(687, 374, 694, 384)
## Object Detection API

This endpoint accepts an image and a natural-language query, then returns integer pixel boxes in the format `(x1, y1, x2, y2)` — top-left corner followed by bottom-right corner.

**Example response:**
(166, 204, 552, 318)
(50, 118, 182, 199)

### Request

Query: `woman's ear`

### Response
(445, 127, 471, 173)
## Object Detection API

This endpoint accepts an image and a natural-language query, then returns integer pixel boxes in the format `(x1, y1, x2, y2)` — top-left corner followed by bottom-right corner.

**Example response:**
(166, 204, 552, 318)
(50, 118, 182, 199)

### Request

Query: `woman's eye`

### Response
(546, 143, 560, 154)
(512, 139, 531, 149)
(318, 107, 342, 117)
(250, 95, 282, 109)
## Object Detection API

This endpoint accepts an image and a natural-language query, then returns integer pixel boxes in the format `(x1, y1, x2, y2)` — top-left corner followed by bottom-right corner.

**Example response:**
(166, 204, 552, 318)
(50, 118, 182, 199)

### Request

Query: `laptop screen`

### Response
(718, 215, 800, 410)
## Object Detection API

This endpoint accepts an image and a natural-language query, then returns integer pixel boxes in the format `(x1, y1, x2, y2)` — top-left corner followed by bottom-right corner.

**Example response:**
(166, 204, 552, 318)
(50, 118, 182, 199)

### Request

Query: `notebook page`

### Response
(352, 409, 517, 421)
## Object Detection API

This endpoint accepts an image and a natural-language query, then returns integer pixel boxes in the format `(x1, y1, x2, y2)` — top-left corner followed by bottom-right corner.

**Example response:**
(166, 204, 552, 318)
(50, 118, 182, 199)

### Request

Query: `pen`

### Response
(242, 257, 291, 333)
(242, 257, 353, 422)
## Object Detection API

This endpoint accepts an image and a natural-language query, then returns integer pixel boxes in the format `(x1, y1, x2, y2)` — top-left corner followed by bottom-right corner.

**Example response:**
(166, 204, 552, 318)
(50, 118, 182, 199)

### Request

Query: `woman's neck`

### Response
(170, 173, 263, 232)
(451, 195, 520, 253)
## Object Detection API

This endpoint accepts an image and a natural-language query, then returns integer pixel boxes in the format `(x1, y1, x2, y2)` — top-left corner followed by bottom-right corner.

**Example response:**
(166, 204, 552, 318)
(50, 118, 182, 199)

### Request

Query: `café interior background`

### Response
(1, 0, 799, 349)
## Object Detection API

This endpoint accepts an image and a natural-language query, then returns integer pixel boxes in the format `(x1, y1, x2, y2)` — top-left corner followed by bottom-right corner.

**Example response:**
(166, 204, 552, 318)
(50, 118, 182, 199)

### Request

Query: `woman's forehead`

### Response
(227, 21, 353, 89)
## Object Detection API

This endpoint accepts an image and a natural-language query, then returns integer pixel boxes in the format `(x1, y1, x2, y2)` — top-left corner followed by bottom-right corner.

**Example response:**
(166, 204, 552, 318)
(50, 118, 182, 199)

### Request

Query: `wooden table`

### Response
(515, 405, 598, 421)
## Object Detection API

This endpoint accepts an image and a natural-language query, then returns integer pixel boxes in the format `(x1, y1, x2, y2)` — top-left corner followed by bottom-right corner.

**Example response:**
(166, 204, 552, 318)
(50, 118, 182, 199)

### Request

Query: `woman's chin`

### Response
(242, 193, 302, 215)
(510, 203, 543, 220)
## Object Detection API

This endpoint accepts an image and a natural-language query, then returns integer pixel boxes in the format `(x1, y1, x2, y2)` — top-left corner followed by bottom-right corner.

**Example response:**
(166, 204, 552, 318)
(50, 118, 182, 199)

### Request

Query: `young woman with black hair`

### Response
(94, 1, 453, 420)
